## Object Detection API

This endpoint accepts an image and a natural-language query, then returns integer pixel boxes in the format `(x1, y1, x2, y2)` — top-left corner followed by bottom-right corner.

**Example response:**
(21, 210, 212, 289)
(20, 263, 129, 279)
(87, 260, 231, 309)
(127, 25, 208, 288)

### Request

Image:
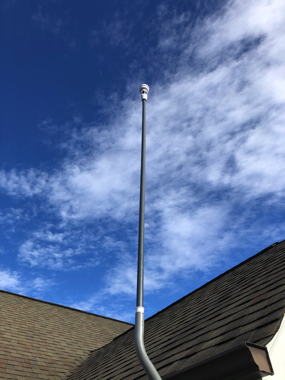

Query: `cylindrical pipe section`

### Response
(136, 98, 146, 307)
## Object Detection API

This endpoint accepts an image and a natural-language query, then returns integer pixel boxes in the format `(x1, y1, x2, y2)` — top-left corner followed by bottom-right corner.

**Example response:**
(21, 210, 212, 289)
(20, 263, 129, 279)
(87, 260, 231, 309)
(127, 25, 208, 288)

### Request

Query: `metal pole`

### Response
(137, 96, 146, 308)
(135, 84, 162, 380)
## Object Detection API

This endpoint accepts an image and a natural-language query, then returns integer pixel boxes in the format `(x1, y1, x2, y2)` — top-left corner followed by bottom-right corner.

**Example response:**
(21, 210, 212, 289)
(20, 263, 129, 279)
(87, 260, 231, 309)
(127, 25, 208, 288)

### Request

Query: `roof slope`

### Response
(67, 240, 285, 380)
(0, 291, 132, 380)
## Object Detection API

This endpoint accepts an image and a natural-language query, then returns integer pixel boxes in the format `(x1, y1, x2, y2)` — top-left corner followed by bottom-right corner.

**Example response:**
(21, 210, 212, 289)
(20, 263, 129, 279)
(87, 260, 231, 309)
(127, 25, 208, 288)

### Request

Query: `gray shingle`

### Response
(67, 240, 285, 380)
(0, 291, 132, 380)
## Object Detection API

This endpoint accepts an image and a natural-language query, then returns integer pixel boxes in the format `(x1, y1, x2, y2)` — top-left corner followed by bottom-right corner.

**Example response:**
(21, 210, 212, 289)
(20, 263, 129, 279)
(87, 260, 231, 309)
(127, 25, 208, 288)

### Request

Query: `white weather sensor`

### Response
(139, 84, 149, 101)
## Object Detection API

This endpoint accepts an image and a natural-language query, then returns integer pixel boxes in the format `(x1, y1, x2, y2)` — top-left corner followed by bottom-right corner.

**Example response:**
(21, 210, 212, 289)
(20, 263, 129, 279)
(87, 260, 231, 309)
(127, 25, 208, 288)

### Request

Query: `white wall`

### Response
(266, 314, 285, 379)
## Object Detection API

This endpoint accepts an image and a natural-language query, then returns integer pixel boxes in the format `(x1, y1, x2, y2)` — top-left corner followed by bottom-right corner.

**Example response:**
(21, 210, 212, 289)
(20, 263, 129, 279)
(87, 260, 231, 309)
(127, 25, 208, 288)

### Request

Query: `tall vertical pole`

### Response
(135, 84, 162, 380)
(137, 94, 146, 308)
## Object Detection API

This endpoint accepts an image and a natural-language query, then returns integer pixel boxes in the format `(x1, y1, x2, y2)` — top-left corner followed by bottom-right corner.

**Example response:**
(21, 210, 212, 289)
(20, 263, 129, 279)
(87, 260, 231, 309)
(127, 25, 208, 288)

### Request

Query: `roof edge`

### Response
(0, 289, 133, 326)
(163, 342, 274, 380)
(146, 240, 284, 322)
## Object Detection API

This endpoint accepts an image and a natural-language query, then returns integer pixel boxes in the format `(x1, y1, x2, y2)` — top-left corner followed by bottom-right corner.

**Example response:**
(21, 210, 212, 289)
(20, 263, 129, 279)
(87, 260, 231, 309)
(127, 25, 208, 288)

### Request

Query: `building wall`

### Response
(267, 314, 285, 380)
(0, 290, 132, 380)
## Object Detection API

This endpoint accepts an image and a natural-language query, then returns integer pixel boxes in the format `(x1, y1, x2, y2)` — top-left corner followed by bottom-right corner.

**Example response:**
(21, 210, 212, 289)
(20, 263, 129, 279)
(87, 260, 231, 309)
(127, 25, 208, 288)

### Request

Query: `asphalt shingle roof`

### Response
(67, 240, 285, 380)
(0, 291, 132, 380)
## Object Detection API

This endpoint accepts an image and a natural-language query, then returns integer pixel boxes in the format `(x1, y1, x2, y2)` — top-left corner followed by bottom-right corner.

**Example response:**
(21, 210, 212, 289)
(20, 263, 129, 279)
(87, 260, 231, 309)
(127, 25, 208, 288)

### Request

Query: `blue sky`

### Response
(1, 0, 285, 323)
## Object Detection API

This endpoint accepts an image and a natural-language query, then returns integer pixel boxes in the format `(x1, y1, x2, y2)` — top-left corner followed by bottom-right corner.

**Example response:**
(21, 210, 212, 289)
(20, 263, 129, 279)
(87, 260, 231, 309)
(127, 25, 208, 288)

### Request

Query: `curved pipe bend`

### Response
(135, 309, 162, 380)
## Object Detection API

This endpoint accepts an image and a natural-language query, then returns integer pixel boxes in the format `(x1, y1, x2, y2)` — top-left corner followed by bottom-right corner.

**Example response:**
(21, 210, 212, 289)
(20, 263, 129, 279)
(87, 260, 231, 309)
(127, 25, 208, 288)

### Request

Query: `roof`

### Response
(0, 291, 133, 380)
(67, 240, 285, 380)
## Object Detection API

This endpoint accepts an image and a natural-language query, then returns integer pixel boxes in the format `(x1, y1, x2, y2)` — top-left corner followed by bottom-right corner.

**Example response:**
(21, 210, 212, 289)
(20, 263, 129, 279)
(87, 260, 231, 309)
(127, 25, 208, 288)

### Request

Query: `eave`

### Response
(163, 342, 274, 380)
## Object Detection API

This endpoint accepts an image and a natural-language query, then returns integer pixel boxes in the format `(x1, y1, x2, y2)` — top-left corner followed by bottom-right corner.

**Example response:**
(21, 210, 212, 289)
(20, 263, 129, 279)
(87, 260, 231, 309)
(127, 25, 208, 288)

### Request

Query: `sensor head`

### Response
(139, 84, 149, 101)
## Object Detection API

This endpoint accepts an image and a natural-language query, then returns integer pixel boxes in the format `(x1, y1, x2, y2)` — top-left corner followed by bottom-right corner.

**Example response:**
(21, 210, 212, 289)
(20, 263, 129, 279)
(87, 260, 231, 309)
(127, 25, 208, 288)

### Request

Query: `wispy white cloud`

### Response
(0, 269, 22, 292)
(67, 0, 285, 315)
(0, 169, 48, 197)
(0, 267, 55, 296)
(18, 227, 100, 270)
(31, 276, 55, 293)
(1, 0, 285, 318)
(19, 240, 75, 269)
(0, 208, 29, 226)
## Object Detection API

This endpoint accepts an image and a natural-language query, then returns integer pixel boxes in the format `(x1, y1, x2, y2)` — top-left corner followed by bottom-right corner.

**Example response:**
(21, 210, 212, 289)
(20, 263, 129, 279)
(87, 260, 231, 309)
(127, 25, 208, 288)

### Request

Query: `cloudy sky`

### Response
(1, 0, 285, 322)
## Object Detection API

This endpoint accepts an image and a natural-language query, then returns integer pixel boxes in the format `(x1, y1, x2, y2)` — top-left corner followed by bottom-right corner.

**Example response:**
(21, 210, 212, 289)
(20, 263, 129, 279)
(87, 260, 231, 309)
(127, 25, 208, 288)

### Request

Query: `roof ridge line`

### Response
(0, 289, 133, 325)
(92, 240, 285, 347)
(145, 240, 284, 323)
